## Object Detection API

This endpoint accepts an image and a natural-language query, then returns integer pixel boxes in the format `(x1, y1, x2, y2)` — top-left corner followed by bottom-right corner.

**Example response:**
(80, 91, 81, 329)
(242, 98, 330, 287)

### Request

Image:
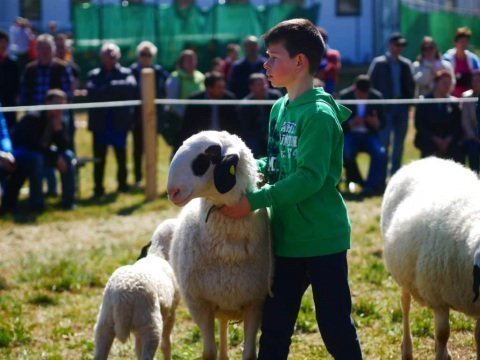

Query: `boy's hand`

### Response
(219, 195, 251, 219)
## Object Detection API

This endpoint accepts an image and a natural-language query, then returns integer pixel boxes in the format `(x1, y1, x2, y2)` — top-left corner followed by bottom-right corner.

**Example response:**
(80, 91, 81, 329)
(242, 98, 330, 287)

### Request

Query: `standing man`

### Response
(20, 33, 74, 197)
(8, 17, 33, 71)
(227, 36, 266, 99)
(316, 27, 342, 96)
(0, 31, 20, 135)
(130, 41, 169, 187)
(368, 32, 414, 176)
(86, 42, 137, 198)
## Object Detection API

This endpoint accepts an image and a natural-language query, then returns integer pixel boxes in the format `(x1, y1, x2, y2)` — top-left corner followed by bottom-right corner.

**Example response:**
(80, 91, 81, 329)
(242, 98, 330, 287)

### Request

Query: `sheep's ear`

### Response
(137, 242, 151, 260)
(214, 154, 239, 194)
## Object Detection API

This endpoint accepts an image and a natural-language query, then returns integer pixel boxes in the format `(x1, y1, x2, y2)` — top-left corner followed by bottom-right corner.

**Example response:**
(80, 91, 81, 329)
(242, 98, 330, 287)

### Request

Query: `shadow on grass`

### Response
(77, 192, 118, 206)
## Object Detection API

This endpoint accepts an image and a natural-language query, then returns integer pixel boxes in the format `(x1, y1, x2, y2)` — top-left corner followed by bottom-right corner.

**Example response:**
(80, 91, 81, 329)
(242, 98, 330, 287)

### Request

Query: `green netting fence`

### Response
(400, 2, 480, 61)
(73, 2, 320, 80)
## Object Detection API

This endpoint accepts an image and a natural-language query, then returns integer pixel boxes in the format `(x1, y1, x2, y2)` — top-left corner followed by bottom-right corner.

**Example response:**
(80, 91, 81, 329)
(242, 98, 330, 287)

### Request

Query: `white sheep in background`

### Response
(381, 157, 480, 360)
(93, 221, 180, 360)
(167, 130, 272, 360)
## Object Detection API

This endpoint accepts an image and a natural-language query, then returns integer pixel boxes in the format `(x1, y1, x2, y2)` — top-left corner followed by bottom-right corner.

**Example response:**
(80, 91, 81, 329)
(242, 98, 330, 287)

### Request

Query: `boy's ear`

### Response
(296, 54, 308, 72)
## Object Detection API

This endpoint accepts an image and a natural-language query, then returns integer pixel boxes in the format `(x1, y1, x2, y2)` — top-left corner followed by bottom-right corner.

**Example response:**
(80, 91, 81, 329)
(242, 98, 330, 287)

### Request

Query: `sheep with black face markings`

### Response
(167, 130, 272, 360)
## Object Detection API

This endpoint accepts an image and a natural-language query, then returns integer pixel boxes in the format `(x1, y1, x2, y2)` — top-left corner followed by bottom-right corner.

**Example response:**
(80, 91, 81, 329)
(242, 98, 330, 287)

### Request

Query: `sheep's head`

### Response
(167, 131, 258, 207)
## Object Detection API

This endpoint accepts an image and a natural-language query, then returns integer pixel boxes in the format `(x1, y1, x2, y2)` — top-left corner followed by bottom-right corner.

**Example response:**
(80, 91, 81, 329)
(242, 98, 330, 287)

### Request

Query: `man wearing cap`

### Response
(368, 32, 414, 177)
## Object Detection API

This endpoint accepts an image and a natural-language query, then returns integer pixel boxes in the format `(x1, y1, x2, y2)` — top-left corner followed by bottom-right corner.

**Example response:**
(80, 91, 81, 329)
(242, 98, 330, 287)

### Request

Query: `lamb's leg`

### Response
(93, 322, 115, 360)
(189, 302, 216, 360)
(135, 322, 162, 360)
(242, 303, 262, 360)
(434, 307, 451, 360)
(219, 319, 229, 360)
(401, 289, 413, 360)
(475, 319, 480, 360)
(161, 311, 176, 360)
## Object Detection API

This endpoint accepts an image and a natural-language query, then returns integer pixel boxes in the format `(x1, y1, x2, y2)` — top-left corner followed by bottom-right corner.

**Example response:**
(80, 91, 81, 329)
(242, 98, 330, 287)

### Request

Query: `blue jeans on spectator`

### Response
(1, 148, 44, 211)
(464, 139, 480, 173)
(380, 105, 409, 176)
(258, 252, 362, 360)
(44, 166, 57, 196)
(344, 132, 387, 193)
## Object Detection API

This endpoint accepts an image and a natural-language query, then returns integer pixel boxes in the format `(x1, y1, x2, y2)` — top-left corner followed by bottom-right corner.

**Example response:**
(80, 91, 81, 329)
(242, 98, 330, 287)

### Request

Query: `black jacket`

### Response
(86, 64, 137, 133)
(13, 111, 70, 165)
(338, 86, 385, 134)
(179, 90, 238, 143)
(368, 54, 415, 100)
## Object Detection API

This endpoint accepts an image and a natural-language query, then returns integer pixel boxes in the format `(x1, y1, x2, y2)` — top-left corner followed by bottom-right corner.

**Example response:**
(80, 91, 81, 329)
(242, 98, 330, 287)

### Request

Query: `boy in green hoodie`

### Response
(220, 19, 362, 359)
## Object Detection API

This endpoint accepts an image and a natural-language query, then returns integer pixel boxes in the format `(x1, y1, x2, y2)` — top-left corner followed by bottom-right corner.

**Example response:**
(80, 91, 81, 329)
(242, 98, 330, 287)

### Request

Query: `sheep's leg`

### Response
(189, 302, 216, 360)
(93, 322, 115, 360)
(140, 334, 160, 360)
(401, 289, 413, 360)
(219, 319, 229, 360)
(242, 303, 262, 360)
(433, 307, 451, 360)
(161, 311, 176, 360)
(475, 319, 480, 360)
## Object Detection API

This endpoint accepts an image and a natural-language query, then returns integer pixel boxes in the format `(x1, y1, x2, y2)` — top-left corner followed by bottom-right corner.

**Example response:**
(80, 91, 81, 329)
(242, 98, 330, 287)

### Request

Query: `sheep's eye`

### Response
(192, 154, 211, 176)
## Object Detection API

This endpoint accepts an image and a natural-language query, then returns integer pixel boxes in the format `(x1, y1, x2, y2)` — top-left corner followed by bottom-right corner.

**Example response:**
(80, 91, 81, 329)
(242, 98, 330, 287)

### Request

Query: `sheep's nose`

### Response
(167, 187, 181, 202)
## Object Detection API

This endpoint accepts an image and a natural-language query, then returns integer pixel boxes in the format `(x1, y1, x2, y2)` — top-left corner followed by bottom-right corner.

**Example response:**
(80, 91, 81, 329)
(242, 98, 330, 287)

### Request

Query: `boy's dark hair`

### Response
(0, 30, 9, 42)
(204, 71, 224, 88)
(354, 74, 371, 93)
(263, 18, 325, 75)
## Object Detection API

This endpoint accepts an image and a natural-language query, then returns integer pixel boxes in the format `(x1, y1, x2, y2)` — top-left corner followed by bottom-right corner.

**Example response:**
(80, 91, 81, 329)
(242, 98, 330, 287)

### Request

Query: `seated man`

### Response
(1, 89, 75, 213)
(339, 75, 387, 196)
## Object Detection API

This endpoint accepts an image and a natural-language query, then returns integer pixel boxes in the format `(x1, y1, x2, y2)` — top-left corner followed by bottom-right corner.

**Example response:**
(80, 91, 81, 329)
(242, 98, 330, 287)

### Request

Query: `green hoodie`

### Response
(246, 87, 352, 257)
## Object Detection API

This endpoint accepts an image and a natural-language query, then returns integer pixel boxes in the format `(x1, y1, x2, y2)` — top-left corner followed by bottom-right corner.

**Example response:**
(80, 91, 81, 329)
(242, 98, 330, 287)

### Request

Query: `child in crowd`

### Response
(220, 18, 362, 359)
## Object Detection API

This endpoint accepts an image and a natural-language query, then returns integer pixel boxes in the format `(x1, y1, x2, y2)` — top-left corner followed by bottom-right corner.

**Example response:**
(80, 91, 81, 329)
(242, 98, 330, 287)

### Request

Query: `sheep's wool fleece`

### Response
(101, 255, 177, 341)
(382, 157, 480, 317)
(170, 198, 270, 320)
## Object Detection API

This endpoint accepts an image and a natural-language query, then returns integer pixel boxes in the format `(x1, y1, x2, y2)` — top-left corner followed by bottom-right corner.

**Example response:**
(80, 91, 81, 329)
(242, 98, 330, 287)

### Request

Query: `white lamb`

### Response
(381, 157, 480, 360)
(167, 130, 272, 360)
(93, 220, 180, 360)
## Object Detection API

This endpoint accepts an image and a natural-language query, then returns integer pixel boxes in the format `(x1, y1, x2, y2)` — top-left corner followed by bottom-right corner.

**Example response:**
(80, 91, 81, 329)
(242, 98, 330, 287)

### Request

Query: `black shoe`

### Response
(117, 184, 131, 193)
(93, 188, 105, 199)
(61, 203, 77, 211)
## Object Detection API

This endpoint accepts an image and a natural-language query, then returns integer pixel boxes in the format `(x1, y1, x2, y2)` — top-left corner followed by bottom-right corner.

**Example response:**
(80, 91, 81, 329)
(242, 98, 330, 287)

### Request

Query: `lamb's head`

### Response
(167, 131, 258, 206)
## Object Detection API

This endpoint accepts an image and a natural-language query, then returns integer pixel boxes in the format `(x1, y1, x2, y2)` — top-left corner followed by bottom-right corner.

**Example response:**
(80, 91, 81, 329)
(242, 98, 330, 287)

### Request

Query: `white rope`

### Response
(0, 97, 478, 113)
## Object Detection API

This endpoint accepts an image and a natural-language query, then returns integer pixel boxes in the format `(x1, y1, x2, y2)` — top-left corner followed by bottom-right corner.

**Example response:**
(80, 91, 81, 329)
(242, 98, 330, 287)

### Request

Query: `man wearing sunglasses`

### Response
(368, 32, 415, 178)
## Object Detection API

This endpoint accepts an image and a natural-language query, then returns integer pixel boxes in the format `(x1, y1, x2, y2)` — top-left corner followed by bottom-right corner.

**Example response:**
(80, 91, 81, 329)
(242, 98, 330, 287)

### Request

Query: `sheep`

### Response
(381, 157, 480, 360)
(93, 220, 180, 360)
(166, 130, 272, 360)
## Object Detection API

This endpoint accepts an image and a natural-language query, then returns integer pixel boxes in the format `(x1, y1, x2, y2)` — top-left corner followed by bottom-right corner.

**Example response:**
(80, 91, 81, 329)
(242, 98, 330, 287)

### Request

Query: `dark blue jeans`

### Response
(464, 138, 480, 173)
(1, 148, 45, 211)
(344, 132, 387, 192)
(258, 251, 362, 360)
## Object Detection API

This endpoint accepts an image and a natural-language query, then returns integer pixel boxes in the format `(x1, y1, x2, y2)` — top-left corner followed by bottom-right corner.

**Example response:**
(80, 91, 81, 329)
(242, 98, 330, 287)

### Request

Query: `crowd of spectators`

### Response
(0, 16, 479, 214)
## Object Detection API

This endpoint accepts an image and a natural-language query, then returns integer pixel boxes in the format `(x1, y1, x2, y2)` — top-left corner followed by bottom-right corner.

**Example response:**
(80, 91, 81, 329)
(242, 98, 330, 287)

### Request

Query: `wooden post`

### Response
(141, 68, 157, 200)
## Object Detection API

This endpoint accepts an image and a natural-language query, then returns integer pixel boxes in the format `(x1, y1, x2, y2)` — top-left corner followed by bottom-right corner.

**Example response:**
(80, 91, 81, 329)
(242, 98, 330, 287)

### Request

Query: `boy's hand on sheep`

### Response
(219, 195, 252, 219)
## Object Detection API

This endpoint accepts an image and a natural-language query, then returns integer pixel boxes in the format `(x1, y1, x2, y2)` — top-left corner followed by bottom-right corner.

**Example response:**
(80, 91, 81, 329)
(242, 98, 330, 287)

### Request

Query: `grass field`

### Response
(0, 111, 478, 359)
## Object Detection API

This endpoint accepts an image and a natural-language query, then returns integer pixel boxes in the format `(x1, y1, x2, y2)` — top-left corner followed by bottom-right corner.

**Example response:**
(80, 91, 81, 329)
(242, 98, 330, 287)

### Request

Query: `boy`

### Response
(220, 19, 362, 359)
